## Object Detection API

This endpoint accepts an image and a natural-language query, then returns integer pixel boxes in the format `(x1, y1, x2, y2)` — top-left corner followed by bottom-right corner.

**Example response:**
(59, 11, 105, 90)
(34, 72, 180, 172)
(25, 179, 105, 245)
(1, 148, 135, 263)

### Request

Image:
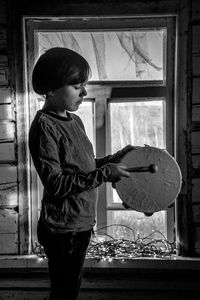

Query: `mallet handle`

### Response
(126, 164, 157, 173)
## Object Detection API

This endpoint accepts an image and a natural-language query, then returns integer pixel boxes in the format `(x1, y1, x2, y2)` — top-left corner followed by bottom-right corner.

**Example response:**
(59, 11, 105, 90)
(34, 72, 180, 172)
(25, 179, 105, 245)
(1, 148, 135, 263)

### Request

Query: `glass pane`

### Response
(107, 210, 166, 240)
(107, 100, 166, 239)
(109, 100, 166, 154)
(109, 99, 165, 205)
(108, 100, 166, 204)
(37, 30, 165, 81)
(75, 101, 95, 147)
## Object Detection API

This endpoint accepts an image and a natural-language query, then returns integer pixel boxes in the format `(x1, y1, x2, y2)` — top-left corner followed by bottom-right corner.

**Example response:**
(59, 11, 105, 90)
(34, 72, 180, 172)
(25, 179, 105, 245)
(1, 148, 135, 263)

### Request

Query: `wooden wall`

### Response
(0, 0, 19, 254)
(0, 0, 199, 255)
(191, 0, 200, 255)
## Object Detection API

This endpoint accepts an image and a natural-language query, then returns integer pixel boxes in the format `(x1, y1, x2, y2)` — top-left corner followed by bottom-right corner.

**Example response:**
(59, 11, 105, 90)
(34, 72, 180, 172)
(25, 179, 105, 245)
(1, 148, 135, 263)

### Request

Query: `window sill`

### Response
(1, 255, 200, 297)
(0, 254, 200, 270)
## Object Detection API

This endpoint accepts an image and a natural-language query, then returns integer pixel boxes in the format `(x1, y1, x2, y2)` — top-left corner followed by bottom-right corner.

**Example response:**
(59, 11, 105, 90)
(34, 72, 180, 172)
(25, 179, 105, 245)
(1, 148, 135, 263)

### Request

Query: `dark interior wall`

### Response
(10, 0, 180, 15)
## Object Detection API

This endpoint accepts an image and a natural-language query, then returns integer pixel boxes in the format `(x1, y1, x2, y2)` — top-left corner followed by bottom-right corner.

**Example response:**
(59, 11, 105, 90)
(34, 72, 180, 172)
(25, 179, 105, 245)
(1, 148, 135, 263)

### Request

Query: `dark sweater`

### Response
(29, 110, 126, 233)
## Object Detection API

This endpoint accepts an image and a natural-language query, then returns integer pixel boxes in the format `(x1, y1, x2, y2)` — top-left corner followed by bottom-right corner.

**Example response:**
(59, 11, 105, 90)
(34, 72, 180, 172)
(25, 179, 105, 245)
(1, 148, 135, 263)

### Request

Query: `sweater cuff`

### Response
(101, 164, 121, 183)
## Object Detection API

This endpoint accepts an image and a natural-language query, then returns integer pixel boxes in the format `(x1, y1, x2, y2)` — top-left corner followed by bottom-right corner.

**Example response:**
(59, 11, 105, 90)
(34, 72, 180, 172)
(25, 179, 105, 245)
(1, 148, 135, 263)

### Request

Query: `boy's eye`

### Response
(74, 85, 81, 89)
(73, 83, 87, 89)
(73, 84, 82, 89)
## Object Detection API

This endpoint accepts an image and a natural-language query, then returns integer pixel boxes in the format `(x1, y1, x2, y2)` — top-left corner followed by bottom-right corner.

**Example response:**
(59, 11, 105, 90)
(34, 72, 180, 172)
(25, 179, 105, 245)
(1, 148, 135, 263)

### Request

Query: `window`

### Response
(24, 16, 176, 248)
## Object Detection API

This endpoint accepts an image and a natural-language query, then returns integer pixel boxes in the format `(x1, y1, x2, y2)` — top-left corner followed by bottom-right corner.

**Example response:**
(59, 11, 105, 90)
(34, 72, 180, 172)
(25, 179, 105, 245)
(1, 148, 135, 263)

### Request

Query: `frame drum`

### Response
(115, 146, 182, 213)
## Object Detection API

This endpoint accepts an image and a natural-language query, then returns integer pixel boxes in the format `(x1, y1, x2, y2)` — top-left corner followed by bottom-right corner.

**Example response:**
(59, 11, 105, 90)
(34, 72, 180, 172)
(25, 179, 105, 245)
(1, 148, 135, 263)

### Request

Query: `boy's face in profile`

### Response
(48, 81, 88, 113)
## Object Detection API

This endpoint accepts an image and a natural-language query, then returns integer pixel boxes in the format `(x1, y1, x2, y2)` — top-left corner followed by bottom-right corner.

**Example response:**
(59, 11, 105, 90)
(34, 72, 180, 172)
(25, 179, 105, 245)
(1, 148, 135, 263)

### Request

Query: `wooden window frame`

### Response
(23, 15, 177, 251)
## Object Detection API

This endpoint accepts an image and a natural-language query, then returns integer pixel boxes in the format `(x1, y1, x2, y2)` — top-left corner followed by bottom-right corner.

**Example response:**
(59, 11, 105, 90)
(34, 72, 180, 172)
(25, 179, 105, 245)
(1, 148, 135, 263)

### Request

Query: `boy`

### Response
(29, 47, 133, 299)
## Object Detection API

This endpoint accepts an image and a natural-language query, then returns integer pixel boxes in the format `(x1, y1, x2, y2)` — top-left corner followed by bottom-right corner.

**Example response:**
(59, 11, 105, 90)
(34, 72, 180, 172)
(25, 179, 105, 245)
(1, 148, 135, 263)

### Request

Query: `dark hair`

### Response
(32, 47, 91, 95)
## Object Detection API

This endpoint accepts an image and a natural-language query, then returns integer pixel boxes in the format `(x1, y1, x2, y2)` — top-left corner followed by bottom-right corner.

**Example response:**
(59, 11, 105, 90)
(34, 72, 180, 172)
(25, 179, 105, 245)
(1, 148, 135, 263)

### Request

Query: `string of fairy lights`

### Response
(33, 224, 177, 260)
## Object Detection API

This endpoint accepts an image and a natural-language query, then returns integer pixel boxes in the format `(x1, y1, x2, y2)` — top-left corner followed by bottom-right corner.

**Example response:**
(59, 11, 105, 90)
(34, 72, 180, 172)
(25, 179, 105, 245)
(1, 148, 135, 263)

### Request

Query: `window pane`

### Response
(107, 100, 166, 238)
(107, 210, 166, 240)
(109, 100, 166, 154)
(109, 100, 165, 205)
(37, 30, 165, 81)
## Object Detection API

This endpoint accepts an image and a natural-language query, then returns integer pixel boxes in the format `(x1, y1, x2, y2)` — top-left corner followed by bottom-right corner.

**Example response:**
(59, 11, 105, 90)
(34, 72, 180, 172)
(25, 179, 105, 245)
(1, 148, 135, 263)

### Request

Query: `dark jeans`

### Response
(37, 218, 91, 300)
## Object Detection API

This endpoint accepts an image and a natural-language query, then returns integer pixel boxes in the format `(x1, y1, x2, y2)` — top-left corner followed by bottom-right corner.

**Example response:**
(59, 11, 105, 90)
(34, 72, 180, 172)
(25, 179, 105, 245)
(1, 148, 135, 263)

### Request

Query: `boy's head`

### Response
(32, 47, 91, 95)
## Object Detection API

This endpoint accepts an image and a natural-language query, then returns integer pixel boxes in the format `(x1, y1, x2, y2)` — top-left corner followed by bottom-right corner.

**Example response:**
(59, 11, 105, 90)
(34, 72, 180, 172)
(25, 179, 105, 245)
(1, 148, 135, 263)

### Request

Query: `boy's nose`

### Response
(80, 87, 87, 97)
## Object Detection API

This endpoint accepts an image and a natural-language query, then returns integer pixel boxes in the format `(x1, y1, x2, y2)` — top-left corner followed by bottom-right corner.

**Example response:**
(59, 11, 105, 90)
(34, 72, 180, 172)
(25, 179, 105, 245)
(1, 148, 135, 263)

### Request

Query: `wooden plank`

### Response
(0, 54, 7, 64)
(193, 25, 200, 53)
(192, 178, 200, 203)
(0, 166, 17, 184)
(192, 104, 200, 121)
(177, 0, 189, 200)
(0, 87, 11, 103)
(0, 233, 18, 254)
(192, 78, 200, 104)
(192, 0, 200, 20)
(0, 27, 6, 48)
(193, 168, 200, 178)
(0, 277, 50, 289)
(80, 291, 200, 300)
(0, 291, 49, 300)
(0, 103, 13, 119)
(1, 269, 200, 291)
(192, 121, 200, 131)
(0, 143, 15, 161)
(0, 65, 8, 85)
(0, 121, 15, 140)
(193, 54, 200, 77)
(0, 183, 18, 206)
(0, 208, 18, 233)
(192, 132, 200, 154)
(192, 154, 200, 168)
(0, 290, 198, 300)
(0, 54, 8, 86)
(195, 227, 200, 255)
(193, 203, 200, 223)
(0, 5, 6, 25)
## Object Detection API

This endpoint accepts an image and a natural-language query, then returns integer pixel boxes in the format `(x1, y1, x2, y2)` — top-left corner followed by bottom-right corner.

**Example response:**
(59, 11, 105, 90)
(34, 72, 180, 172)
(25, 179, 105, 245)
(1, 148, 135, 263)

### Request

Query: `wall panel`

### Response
(0, 143, 15, 161)
(0, 122, 15, 140)
(192, 178, 200, 203)
(0, 183, 18, 206)
(0, 87, 11, 103)
(192, 78, 200, 103)
(192, 131, 200, 154)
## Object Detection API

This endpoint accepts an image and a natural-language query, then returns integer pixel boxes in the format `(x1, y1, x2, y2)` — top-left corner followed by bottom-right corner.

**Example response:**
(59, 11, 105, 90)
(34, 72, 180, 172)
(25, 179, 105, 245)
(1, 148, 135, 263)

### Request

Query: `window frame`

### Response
(23, 15, 177, 250)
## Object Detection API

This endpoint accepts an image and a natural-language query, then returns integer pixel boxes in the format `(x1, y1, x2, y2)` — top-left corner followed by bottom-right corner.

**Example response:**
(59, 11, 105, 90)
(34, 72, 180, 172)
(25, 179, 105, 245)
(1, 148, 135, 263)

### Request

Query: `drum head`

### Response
(115, 146, 182, 213)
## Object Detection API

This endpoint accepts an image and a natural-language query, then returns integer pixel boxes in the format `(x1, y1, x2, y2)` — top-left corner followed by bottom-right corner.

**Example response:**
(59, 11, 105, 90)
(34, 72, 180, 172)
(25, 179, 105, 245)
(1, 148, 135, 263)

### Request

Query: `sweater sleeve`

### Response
(29, 120, 121, 202)
(95, 145, 136, 168)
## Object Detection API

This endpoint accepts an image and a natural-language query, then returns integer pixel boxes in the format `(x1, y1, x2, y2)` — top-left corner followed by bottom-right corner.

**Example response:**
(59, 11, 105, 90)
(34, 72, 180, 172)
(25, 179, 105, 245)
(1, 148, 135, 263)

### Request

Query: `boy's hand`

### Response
(108, 163, 130, 187)
(116, 163, 130, 178)
(110, 164, 131, 209)
(111, 163, 130, 189)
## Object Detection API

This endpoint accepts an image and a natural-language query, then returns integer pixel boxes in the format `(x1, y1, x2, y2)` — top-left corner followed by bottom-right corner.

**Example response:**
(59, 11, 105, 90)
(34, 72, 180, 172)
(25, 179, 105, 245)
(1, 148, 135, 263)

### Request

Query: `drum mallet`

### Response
(125, 164, 158, 173)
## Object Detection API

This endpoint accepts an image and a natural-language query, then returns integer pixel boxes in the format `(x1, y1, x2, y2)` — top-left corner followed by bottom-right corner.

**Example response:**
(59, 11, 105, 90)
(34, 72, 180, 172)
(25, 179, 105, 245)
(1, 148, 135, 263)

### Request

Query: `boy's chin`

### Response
(67, 106, 79, 112)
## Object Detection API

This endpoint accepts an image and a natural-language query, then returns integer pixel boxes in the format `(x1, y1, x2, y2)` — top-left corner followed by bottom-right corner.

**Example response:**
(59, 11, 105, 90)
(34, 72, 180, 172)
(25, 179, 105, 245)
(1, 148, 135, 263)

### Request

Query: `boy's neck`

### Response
(42, 102, 67, 118)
